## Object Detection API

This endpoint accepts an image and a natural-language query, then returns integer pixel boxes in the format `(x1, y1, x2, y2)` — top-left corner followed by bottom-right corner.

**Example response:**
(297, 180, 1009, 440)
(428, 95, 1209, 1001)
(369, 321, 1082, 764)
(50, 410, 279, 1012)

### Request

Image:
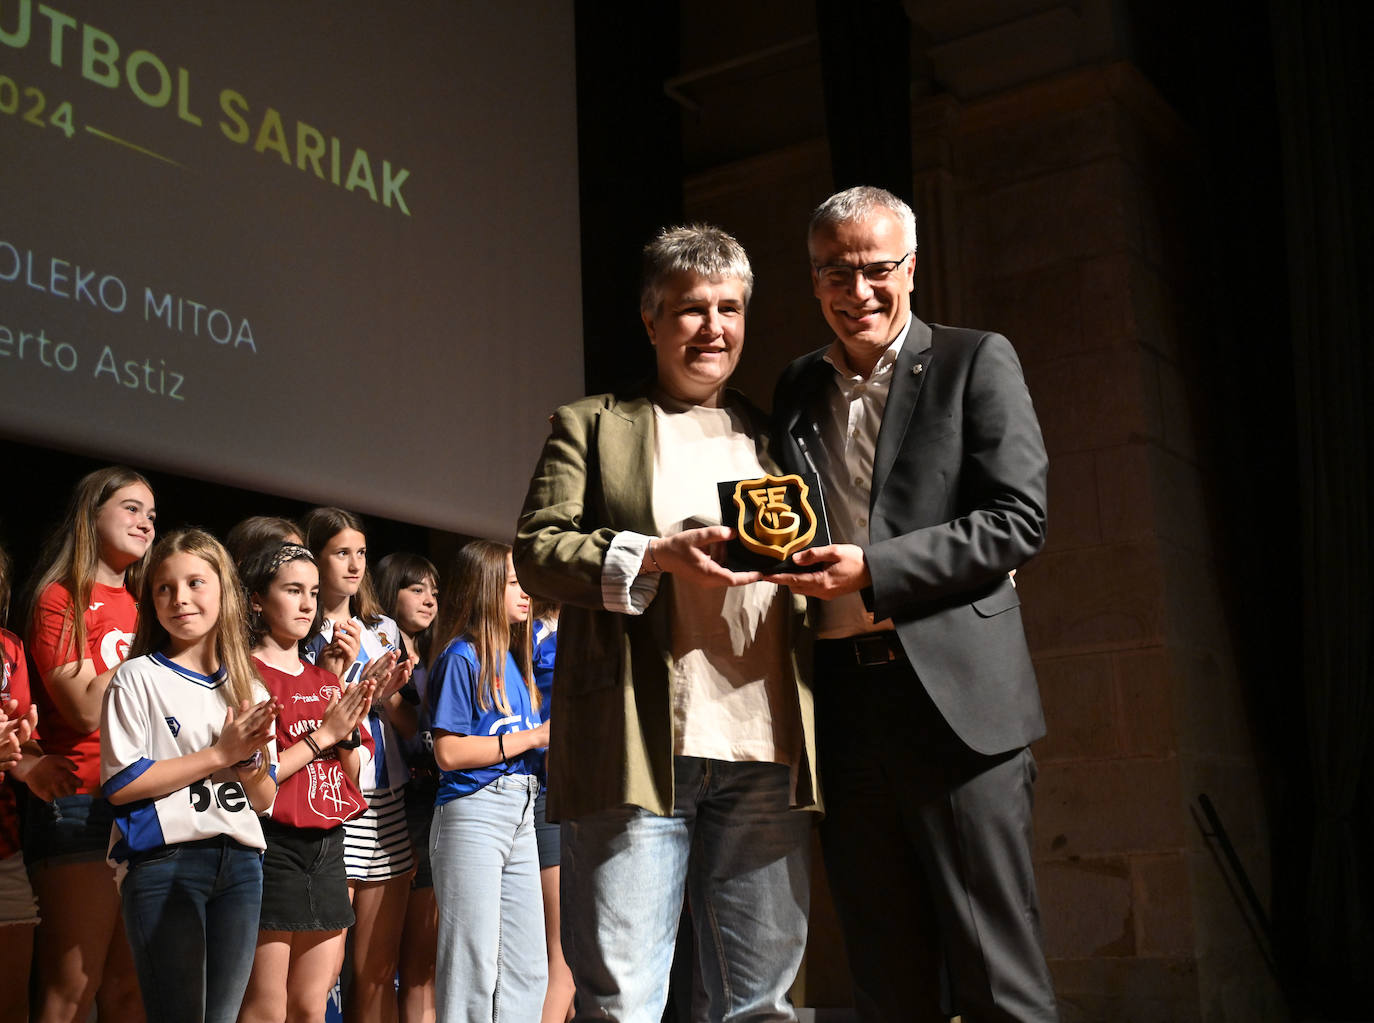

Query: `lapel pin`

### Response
(913, 363, 924, 374)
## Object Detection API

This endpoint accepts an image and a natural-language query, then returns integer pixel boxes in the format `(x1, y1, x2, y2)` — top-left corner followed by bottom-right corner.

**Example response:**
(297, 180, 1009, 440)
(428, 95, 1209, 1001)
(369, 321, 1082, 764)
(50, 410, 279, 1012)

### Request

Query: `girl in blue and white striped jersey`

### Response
(100, 528, 280, 1023)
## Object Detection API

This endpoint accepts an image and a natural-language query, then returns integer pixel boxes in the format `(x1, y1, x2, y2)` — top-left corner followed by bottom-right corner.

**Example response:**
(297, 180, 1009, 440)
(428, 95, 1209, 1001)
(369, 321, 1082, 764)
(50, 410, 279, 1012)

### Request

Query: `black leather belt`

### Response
(815, 631, 906, 668)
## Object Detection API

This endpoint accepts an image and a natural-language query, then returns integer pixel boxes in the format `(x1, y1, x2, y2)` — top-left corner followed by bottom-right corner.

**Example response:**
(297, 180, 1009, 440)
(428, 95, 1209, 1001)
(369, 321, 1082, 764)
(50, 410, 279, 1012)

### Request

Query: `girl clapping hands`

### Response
(237, 541, 377, 1023)
(100, 529, 279, 1023)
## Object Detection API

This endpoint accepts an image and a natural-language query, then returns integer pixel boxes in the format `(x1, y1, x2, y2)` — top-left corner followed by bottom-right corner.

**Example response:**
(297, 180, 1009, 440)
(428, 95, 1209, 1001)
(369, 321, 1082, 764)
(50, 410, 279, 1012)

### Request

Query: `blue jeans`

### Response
(431, 774, 546, 1022)
(562, 757, 814, 1023)
(119, 838, 263, 1023)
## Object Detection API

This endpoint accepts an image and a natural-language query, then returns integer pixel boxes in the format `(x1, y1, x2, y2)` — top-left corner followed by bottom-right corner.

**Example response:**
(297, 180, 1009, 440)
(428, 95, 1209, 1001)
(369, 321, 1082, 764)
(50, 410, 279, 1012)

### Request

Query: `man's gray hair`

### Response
(808, 185, 918, 256)
(640, 224, 754, 317)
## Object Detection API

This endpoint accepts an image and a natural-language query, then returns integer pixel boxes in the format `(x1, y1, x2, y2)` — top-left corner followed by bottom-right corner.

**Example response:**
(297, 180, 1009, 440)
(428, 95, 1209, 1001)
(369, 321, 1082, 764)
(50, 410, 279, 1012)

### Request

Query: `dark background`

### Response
(3, 2, 1369, 1015)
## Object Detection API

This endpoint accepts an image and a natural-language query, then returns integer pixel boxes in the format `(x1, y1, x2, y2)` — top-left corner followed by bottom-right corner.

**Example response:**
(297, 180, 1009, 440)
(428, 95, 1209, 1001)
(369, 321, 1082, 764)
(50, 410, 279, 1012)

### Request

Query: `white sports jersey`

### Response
(306, 615, 406, 792)
(100, 652, 276, 880)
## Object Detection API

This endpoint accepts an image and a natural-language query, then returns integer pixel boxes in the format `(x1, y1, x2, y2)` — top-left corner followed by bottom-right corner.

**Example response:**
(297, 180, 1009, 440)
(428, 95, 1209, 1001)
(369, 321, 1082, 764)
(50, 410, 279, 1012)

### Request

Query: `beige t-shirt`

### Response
(651, 399, 800, 767)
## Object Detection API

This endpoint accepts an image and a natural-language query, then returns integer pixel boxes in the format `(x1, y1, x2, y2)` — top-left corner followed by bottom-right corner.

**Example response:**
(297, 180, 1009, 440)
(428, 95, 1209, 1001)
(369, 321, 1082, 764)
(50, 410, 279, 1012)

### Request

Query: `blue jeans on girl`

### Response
(120, 838, 263, 1023)
(431, 773, 546, 1022)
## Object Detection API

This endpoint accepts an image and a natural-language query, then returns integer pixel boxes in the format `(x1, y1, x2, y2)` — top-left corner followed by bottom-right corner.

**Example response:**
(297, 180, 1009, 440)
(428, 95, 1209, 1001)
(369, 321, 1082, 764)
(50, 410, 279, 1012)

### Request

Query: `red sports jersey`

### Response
(29, 582, 137, 792)
(1, 629, 34, 858)
(256, 659, 372, 830)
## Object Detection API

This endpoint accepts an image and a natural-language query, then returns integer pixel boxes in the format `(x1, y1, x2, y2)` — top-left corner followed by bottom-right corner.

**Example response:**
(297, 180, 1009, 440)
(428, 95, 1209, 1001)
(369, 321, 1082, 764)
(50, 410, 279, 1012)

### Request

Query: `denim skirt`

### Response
(259, 819, 354, 932)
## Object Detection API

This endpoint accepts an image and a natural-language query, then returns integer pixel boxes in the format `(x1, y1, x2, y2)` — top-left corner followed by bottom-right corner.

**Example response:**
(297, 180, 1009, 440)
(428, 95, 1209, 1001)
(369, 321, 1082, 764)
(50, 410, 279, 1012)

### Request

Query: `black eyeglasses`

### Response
(813, 250, 913, 288)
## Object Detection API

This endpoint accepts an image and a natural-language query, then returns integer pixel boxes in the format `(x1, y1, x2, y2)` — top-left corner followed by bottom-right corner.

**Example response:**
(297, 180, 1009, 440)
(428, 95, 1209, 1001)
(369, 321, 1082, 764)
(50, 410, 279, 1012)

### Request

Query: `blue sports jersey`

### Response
(532, 621, 556, 725)
(430, 637, 539, 804)
(530, 622, 557, 784)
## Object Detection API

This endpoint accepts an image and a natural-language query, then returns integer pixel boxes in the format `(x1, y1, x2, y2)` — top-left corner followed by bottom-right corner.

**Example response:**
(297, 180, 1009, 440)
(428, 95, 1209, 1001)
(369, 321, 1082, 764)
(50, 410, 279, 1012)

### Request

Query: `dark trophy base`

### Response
(716, 472, 831, 574)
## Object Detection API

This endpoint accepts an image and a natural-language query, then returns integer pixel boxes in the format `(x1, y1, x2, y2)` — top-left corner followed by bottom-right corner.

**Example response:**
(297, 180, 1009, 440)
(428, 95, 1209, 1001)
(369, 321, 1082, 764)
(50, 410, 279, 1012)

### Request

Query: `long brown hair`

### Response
(429, 540, 535, 715)
(26, 466, 154, 662)
(224, 516, 302, 568)
(299, 508, 383, 626)
(129, 529, 263, 715)
(0, 546, 11, 628)
(375, 552, 440, 663)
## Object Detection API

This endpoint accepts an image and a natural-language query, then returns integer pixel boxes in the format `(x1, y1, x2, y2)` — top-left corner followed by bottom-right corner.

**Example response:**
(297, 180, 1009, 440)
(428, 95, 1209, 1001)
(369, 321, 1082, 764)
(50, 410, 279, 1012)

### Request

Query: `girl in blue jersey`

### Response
(100, 528, 280, 1023)
(428, 540, 549, 1023)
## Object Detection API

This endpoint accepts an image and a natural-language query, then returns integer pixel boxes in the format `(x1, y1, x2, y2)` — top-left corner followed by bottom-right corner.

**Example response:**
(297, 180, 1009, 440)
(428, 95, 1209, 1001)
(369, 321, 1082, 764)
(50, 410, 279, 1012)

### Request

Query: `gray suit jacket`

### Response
(772, 317, 1048, 754)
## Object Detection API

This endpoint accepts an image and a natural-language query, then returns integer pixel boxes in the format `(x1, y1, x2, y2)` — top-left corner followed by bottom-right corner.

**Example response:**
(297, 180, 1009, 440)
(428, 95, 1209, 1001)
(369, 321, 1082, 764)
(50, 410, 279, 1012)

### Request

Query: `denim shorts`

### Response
(405, 780, 436, 890)
(23, 792, 115, 867)
(259, 820, 353, 932)
(533, 789, 560, 869)
(0, 850, 39, 925)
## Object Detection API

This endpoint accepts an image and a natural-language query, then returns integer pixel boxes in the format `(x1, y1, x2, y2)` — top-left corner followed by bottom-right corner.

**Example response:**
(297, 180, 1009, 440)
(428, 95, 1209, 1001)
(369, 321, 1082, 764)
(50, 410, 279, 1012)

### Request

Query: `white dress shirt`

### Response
(811, 318, 911, 638)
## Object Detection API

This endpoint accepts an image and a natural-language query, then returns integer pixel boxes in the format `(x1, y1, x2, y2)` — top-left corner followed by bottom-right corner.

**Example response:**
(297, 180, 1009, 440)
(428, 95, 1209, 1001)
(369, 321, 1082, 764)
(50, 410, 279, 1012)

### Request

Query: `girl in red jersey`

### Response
(0, 545, 41, 1022)
(24, 466, 154, 1023)
(237, 542, 378, 1023)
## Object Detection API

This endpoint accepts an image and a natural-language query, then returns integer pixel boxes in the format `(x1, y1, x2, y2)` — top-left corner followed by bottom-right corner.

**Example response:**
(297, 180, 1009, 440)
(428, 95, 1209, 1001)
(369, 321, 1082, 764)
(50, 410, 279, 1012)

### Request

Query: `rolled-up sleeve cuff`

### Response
(603, 532, 660, 615)
(103, 757, 155, 798)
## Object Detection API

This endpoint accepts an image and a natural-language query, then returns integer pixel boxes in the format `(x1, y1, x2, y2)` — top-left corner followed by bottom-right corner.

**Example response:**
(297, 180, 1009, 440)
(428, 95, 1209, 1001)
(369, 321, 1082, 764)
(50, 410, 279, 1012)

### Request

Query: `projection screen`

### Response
(0, 1, 583, 539)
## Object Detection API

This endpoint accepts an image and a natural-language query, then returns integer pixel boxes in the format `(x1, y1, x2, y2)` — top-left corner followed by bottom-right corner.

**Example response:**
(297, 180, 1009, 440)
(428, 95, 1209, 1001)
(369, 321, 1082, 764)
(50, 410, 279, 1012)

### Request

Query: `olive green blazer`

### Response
(513, 389, 819, 821)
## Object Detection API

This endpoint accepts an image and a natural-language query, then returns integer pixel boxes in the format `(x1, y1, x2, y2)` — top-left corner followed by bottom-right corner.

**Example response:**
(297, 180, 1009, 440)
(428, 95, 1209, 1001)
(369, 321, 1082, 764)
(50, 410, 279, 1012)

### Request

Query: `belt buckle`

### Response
(852, 635, 894, 667)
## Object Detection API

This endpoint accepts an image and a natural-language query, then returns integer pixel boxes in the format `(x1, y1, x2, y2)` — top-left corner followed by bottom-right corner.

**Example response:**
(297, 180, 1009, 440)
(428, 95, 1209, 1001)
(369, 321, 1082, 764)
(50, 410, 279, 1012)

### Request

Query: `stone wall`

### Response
(944, 63, 1280, 1023)
(684, 57, 1283, 1023)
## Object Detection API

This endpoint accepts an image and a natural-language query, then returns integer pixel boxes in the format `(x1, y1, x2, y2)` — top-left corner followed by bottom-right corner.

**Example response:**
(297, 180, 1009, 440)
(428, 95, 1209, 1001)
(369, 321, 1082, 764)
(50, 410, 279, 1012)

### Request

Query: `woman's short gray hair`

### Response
(640, 224, 754, 317)
(808, 186, 918, 256)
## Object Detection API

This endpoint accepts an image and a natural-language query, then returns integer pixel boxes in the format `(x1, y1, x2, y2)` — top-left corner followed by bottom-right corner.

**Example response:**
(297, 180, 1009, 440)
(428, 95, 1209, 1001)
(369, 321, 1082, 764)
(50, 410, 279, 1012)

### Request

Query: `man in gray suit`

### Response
(766, 186, 1059, 1022)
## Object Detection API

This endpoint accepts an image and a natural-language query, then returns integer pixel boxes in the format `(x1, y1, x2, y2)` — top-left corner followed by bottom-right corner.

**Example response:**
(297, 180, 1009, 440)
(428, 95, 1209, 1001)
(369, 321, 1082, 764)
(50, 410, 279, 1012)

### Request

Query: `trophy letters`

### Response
(716, 472, 831, 572)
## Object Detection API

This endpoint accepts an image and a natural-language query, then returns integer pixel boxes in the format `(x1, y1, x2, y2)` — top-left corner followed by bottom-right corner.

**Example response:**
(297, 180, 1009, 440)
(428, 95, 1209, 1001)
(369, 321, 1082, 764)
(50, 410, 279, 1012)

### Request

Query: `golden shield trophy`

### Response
(716, 472, 831, 572)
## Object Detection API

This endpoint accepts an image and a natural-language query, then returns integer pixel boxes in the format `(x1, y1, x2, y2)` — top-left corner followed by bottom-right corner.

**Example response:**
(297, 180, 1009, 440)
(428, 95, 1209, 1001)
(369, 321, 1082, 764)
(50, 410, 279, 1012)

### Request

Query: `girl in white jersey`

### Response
(299, 507, 414, 1023)
(100, 528, 280, 1023)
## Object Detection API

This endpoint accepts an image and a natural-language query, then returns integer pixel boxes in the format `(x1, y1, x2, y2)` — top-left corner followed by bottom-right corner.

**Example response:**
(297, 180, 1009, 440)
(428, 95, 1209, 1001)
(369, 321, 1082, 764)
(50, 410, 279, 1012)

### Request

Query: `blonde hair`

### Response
(129, 529, 264, 715)
(26, 466, 154, 663)
(430, 540, 536, 715)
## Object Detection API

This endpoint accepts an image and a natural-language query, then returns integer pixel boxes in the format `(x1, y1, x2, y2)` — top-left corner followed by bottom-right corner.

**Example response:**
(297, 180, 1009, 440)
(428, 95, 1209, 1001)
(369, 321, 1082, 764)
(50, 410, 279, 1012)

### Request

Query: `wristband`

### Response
(647, 541, 664, 573)
(497, 732, 508, 764)
(235, 750, 264, 771)
(302, 732, 324, 759)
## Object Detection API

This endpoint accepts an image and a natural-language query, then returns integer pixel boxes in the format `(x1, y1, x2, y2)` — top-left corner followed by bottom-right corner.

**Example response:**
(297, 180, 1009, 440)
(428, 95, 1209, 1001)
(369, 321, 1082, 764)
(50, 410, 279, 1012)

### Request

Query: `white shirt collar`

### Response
(822, 316, 912, 388)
